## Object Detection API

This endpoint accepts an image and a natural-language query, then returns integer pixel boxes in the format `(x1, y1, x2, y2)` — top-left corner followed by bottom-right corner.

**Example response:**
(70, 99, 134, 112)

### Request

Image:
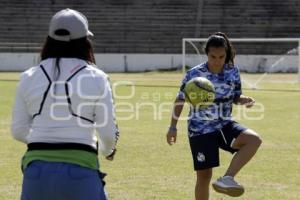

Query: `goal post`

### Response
(182, 38, 300, 83)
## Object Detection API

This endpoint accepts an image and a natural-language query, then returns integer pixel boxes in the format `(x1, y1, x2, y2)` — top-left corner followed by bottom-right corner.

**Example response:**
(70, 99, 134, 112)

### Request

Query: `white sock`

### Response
(223, 175, 234, 179)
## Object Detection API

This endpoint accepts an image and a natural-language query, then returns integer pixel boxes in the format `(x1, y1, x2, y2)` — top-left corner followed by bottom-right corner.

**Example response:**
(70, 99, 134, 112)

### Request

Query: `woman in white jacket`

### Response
(11, 8, 119, 200)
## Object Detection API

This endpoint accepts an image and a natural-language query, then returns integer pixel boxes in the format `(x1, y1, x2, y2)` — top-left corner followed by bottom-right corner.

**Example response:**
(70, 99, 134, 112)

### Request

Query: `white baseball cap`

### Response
(48, 8, 93, 41)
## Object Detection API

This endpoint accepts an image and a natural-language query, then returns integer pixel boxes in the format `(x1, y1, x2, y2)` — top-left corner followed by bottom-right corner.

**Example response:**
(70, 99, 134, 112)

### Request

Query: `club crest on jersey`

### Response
(197, 152, 205, 162)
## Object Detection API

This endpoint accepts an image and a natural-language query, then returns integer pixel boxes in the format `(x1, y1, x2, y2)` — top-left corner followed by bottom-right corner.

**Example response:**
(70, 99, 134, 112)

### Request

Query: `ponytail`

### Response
(52, 57, 61, 97)
(54, 57, 61, 82)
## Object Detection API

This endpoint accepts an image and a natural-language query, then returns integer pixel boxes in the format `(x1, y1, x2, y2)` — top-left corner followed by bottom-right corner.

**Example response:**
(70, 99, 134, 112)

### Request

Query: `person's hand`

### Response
(238, 96, 255, 108)
(167, 127, 177, 145)
(106, 149, 116, 161)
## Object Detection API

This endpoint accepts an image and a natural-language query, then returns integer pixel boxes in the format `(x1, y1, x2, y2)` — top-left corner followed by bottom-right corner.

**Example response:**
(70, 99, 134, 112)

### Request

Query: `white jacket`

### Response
(11, 58, 119, 156)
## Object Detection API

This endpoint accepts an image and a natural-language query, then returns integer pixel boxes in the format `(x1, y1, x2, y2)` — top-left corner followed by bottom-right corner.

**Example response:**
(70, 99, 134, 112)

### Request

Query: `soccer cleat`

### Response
(212, 176, 245, 197)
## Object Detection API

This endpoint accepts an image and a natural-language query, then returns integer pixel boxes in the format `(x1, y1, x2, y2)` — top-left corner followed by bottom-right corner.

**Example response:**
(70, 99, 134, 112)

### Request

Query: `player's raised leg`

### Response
(212, 129, 262, 197)
(226, 129, 262, 177)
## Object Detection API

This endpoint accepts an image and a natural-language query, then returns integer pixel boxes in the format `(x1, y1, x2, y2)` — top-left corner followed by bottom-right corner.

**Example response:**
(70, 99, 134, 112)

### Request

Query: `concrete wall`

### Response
(0, 53, 298, 73)
(186, 54, 298, 73)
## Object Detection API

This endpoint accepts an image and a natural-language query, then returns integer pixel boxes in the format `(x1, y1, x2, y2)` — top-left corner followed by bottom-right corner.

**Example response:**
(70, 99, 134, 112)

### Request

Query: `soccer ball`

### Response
(183, 77, 215, 108)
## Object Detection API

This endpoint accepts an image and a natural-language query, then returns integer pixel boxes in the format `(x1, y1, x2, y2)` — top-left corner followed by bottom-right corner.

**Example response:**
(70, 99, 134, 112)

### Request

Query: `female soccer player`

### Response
(11, 9, 119, 200)
(166, 32, 262, 200)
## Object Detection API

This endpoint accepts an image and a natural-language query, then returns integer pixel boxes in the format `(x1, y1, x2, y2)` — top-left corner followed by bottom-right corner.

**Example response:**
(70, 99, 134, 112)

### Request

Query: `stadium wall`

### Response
(0, 53, 297, 73)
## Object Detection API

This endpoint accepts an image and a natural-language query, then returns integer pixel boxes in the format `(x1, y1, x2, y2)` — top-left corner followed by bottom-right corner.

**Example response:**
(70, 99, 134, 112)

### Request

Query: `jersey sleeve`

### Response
(233, 67, 242, 100)
(11, 73, 32, 143)
(94, 75, 119, 157)
(176, 72, 190, 100)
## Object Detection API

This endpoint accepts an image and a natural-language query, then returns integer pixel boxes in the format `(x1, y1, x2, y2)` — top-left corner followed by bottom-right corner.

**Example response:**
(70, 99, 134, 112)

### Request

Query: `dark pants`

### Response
(21, 161, 107, 200)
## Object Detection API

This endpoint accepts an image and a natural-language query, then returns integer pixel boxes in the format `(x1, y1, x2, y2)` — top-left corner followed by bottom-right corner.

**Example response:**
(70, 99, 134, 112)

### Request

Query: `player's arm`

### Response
(167, 72, 189, 145)
(94, 75, 119, 160)
(167, 97, 185, 145)
(234, 95, 255, 108)
(11, 74, 32, 143)
(232, 68, 255, 108)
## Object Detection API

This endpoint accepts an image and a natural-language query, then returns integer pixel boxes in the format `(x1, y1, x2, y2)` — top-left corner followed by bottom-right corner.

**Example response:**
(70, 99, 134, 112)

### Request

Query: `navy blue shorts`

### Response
(188, 121, 247, 171)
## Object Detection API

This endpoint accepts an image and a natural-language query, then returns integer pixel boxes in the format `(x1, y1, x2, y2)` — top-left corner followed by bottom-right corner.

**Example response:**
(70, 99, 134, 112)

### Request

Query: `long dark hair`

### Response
(204, 32, 236, 66)
(40, 36, 96, 82)
(41, 36, 95, 63)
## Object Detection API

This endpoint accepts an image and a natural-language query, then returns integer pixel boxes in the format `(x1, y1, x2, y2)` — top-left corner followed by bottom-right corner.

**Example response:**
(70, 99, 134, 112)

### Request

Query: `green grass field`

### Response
(0, 72, 300, 200)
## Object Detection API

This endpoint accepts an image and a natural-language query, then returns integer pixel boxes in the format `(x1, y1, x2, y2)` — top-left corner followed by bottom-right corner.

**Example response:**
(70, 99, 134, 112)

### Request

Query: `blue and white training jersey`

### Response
(177, 62, 242, 137)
